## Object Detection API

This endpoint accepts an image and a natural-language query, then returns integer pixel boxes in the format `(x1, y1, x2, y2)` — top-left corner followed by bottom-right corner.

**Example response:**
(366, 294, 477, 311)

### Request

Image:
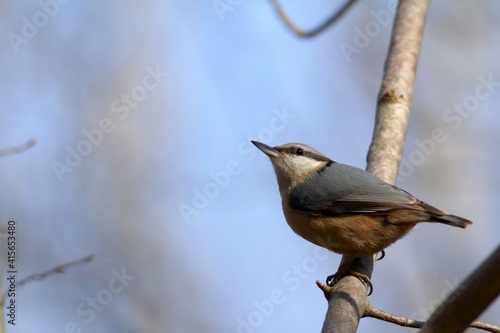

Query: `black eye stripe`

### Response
(275, 144, 333, 163)
(295, 147, 332, 162)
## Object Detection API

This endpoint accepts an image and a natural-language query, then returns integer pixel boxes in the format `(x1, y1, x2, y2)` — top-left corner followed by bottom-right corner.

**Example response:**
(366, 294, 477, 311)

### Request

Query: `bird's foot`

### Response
(325, 271, 373, 296)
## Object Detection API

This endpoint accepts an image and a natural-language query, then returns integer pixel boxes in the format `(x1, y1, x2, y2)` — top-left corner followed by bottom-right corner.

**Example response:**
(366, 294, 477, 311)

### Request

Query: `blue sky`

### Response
(1, 1, 499, 332)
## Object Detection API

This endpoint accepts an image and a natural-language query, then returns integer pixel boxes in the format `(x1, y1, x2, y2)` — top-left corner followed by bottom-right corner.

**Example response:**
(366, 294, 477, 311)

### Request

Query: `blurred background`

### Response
(1, 0, 499, 332)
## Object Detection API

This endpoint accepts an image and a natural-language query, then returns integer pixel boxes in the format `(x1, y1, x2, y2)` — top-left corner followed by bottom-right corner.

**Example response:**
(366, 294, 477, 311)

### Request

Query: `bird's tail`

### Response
(429, 213, 473, 228)
(415, 200, 472, 228)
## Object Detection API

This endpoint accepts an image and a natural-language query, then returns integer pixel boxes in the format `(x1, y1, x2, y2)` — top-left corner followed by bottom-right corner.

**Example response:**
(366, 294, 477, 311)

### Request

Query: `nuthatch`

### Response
(252, 141, 472, 291)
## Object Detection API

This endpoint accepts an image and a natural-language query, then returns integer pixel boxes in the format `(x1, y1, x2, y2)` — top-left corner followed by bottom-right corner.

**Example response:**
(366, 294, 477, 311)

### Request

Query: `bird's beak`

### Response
(251, 141, 280, 158)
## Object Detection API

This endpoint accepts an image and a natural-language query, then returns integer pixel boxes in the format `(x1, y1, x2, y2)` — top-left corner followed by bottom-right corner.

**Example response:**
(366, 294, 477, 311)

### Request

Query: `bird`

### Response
(252, 141, 472, 293)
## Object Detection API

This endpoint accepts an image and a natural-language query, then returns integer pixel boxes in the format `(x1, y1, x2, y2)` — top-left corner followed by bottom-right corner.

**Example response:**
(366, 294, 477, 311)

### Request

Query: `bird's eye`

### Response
(296, 148, 304, 155)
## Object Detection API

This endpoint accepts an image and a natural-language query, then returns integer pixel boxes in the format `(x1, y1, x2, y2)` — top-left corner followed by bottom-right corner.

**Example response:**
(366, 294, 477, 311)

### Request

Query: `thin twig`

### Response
(0, 254, 94, 306)
(364, 302, 500, 332)
(16, 254, 94, 288)
(0, 138, 36, 157)
(364, 303, 425, 329)
(269, 0, 358, 37)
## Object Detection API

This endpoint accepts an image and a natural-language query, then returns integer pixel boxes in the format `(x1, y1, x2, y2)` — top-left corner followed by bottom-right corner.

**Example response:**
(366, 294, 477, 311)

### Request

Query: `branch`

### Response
(366, 0, 431, 183)
(317, 256, 374, 333)
(269, 0, 357, 37)
(420, 243, 500, 333)
(0, 254, 94, 306)
(320, 0, 430, 332)
(364, 302, 500, 332)
(0, 138, 36, 157)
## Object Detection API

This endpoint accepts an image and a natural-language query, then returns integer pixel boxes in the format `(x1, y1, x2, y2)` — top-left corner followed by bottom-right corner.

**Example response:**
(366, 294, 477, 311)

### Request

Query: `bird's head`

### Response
(252, 141, 332, 195)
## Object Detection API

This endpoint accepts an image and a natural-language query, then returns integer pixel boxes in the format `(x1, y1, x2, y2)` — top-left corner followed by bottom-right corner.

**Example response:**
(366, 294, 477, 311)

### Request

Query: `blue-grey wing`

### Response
(289, 162, 420, 216)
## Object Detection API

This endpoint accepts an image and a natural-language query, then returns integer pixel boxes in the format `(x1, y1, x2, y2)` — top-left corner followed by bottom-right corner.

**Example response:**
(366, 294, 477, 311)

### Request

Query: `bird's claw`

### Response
(376, 250, 385, 261)
(325, 271, 373, 296)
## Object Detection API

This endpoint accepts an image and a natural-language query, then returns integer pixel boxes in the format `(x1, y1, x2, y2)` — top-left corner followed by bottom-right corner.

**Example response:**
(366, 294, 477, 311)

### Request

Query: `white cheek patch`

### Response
(271, 155, 327, 200)
(291, 156, 324, 173)
(271, 155, 326, 189)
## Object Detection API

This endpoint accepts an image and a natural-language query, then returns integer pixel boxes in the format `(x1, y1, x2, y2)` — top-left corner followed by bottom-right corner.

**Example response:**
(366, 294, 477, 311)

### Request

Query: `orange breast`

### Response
(282, 205, 416, 256)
